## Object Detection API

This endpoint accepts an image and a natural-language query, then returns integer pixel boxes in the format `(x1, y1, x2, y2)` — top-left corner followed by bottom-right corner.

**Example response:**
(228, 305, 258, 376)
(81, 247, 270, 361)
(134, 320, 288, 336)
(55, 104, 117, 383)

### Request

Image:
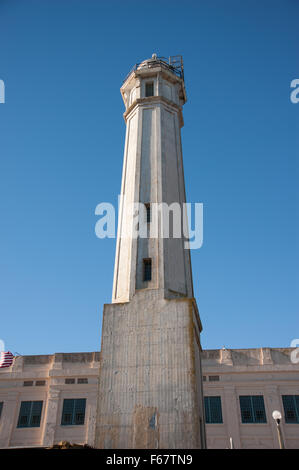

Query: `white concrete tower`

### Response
(112, 54, 193, 303)
(95, 55, 206, 449)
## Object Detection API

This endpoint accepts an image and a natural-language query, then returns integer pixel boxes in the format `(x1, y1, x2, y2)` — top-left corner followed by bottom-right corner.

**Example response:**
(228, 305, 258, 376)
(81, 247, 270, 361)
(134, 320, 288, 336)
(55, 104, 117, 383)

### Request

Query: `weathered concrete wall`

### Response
(95, 290, 205, 449)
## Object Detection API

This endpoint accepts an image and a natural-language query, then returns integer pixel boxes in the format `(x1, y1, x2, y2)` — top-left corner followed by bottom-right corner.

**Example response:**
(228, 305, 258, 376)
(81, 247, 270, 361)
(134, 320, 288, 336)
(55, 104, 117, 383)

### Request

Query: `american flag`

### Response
(0, 351, 14, 368)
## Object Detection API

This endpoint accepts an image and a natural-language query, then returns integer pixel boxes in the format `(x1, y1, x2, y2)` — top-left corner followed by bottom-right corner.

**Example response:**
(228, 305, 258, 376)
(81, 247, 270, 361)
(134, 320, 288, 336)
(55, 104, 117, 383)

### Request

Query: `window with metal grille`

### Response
(204, 396, 223, 424)
(282, 395, 299, 423)
(239, 395, 267, 423)
(77, 378, 88, 384)
(145, 82, 154, 97)
(209, 375, 219, 382)
(17, 401, 43, 428)
(0, 402, 3, 420)
(23, 381, 33, 387)
(143, 259, 152, 281)
(61, 398, 86, 426)
(35, 380, 46, 386)
(65, 378, 75, 384)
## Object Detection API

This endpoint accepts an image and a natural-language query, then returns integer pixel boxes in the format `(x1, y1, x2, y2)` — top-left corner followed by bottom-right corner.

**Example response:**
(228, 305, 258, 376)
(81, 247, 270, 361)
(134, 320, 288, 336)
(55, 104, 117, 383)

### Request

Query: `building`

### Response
(202, 347, 299, 449)
(95, 55, 205, 449)
(0, 352, 100, 448)
(0, 348, 298, 448)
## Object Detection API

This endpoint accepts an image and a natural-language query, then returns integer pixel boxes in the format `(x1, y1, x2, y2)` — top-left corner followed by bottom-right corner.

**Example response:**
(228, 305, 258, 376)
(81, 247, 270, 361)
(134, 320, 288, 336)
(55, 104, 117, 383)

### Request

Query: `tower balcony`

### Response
(123, 54, 185, 84)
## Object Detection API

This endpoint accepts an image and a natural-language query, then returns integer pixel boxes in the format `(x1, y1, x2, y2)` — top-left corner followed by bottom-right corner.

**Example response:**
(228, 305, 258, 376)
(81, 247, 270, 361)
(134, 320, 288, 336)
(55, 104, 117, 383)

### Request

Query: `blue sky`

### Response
(0, 0, 298, 355)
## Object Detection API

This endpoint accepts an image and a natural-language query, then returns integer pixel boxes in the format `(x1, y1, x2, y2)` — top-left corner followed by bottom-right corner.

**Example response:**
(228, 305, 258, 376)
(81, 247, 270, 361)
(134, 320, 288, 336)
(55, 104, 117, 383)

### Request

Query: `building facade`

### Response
(0, 348, 298, 449)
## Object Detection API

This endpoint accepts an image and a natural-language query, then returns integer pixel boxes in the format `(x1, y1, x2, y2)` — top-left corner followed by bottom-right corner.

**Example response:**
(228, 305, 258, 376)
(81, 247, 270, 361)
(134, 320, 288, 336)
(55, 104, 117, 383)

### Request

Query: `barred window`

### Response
(204, 396, 223, 424)
(145, 82, 154, 97)
(35, 380, 46, 386)
(239, 395, 267, 423)
(23, 381, 33, 387)
(61, 398, 86, 426)
(282, 395, 299, 423)
(65, 378, 75, 384)
(17, 401, 43, 428)
(208, 375, 219, 382)
(77, 378, 88, 384)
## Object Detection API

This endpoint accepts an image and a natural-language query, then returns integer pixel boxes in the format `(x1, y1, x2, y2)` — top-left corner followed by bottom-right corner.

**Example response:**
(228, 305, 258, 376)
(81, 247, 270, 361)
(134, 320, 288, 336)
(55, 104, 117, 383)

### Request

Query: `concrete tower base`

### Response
(95, 290, 206, 449)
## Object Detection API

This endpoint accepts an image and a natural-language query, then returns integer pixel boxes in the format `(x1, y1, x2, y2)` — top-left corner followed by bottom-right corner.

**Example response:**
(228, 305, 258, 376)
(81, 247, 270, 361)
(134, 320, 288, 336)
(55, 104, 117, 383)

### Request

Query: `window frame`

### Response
(145, 203, 151, 223)
(239, 395, 267, 424)
(35, 380, 46, 387)
(204, 396, 223, 424)
(145, 81, 154, 97)
(61, 398, 86, 426)
(282, 395, 299, 424)
(77, 378, 88, 384)
(65, 378, 76, 384)
(208, 375, 220, 382)
(17, 400, 43, 428)
(23, 381, 33, 387)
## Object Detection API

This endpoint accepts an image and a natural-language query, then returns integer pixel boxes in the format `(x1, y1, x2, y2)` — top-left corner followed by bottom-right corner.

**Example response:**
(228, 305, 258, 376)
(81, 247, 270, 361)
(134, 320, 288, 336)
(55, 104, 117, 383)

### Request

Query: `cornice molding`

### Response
(123, 96, 184, 127)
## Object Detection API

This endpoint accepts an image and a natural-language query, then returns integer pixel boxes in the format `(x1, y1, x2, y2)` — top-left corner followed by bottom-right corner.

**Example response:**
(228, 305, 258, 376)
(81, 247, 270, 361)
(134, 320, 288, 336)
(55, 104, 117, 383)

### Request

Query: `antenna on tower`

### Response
(169, 55, 184, 81)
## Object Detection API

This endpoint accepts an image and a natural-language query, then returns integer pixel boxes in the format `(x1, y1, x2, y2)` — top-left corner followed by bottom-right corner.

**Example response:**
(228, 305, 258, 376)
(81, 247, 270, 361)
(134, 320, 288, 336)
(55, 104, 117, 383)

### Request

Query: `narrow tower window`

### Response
(145, 82, 154, 97)
(143, 258, 152, 281)
(145, 203, 151, 223)
(17, 401, 43, 428)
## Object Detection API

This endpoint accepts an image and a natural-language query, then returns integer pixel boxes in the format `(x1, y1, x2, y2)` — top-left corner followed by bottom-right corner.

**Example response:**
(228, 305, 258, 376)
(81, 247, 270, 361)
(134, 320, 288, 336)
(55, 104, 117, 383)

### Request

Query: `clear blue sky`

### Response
(0, 0, 298, 355)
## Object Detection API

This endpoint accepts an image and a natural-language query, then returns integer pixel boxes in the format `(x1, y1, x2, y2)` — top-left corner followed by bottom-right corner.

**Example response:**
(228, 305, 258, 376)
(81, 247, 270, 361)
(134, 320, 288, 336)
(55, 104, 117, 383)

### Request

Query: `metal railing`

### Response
(123, 55, 184, 84)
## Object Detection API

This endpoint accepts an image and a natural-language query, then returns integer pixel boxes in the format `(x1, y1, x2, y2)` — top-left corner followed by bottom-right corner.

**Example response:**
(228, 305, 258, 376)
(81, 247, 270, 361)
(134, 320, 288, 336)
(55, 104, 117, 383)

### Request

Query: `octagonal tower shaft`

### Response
(112, 57, 194, 303)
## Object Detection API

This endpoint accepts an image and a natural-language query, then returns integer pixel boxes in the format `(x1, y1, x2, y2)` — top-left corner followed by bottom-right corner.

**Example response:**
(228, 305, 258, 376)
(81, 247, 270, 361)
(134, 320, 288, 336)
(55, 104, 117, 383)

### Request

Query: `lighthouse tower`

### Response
(95, 55, 206, 449)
